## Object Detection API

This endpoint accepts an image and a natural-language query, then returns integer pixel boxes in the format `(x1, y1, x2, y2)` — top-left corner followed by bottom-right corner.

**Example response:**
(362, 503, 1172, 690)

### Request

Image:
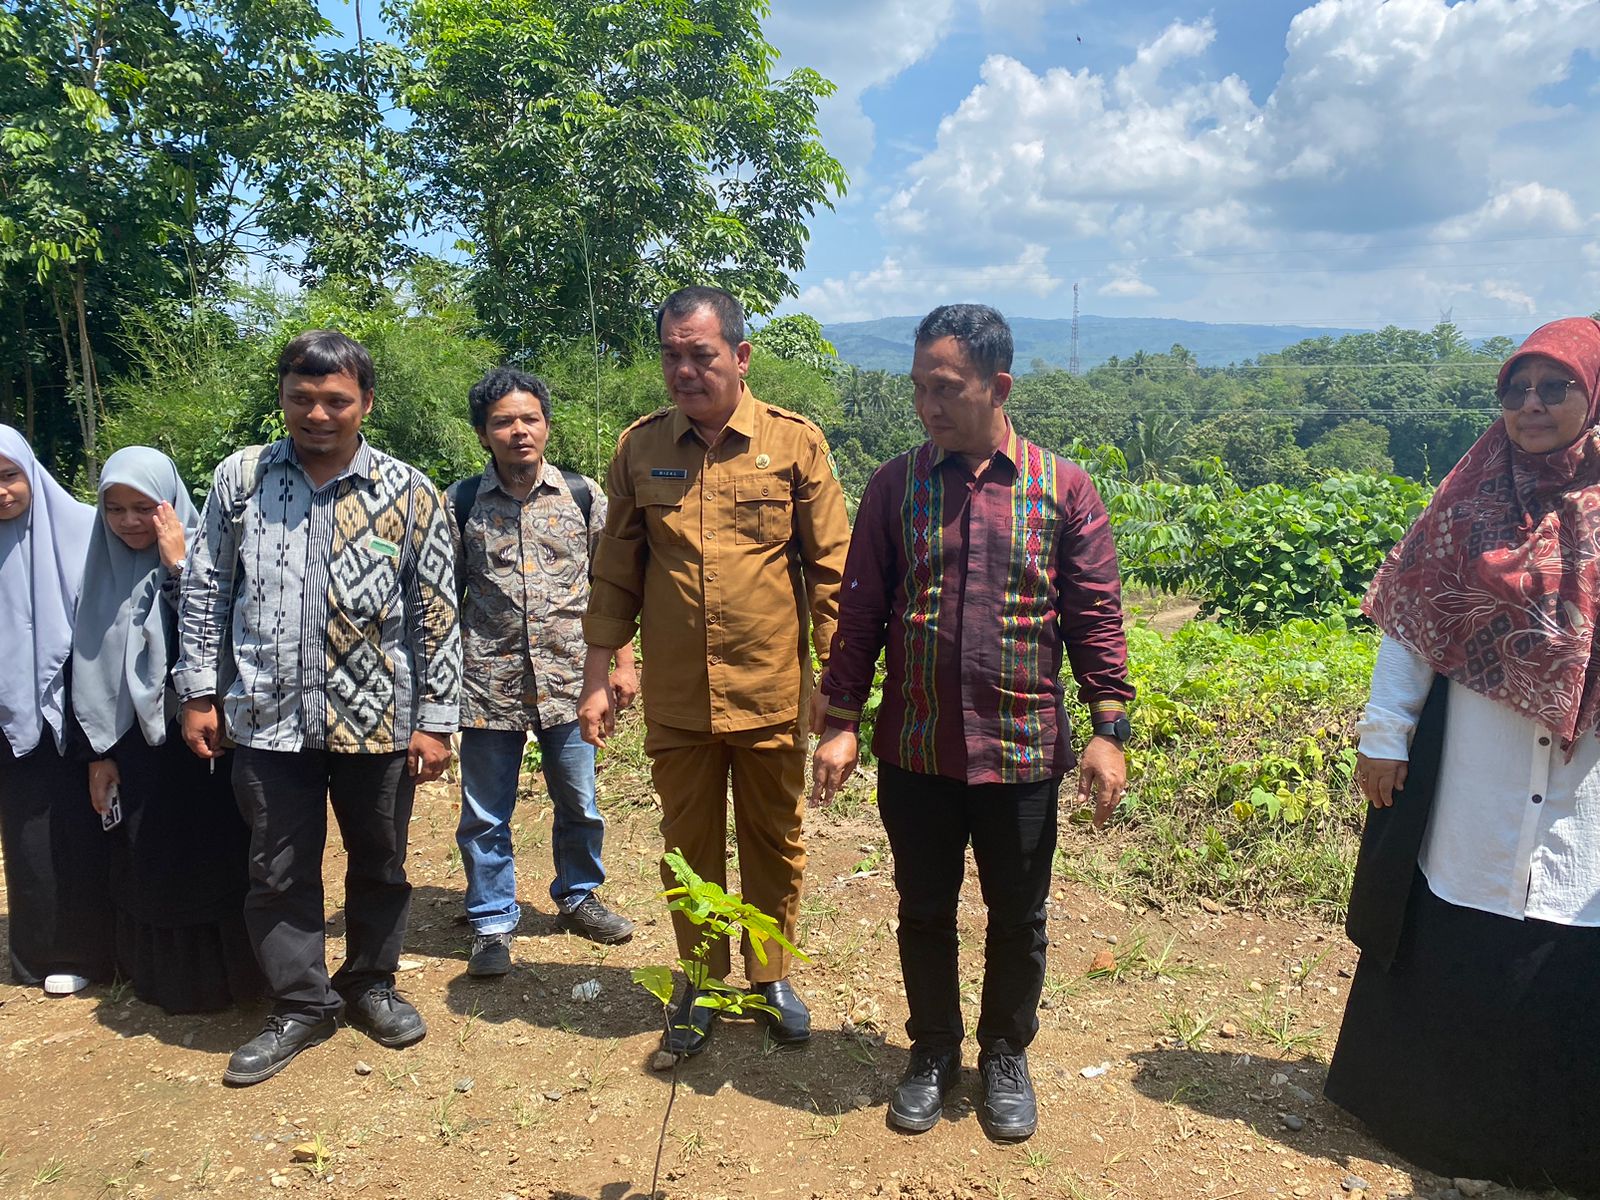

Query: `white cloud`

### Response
(765, 0, 959, 184)
(1099, 274, 1158, 298)
(822, 0, 1600, 328)
(797, 244, 1062, 322)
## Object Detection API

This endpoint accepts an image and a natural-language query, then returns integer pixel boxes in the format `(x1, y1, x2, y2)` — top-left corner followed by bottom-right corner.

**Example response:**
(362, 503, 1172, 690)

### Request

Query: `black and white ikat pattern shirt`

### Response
(175, 438, 461, 753)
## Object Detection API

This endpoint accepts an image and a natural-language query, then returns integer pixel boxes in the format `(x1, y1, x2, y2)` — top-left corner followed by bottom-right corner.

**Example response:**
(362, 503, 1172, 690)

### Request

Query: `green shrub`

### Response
(1064, 618, 1377, 915)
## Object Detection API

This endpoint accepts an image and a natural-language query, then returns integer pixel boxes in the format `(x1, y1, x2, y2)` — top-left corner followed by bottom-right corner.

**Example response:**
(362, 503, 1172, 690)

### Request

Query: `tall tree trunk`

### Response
(72, 266, 99, 487)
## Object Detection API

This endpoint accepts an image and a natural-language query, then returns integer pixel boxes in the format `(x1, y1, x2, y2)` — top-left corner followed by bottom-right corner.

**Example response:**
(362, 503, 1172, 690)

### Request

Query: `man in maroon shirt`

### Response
(811, 304, 1132, 1140)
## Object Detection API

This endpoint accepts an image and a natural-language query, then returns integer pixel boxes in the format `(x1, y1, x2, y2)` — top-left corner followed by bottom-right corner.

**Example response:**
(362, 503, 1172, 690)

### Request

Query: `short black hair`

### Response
(914, 304, 1014, 377)
(468, 367, 551, 430)
(656, 286, 746, 349)
(277, 330, 375, 394)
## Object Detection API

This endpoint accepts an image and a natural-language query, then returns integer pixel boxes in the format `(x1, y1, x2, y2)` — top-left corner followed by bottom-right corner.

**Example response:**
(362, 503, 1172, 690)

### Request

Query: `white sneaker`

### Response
(43, 974, 89, 996)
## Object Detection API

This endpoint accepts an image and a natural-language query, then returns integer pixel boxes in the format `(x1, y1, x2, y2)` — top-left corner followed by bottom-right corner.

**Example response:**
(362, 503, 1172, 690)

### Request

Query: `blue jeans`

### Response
(456, 723, 604, 934)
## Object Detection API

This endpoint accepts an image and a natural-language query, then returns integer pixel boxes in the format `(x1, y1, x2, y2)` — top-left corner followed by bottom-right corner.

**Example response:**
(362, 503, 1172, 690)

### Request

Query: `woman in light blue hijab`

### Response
(71, 447, 261, 1013)
(0, 424, 113, 994)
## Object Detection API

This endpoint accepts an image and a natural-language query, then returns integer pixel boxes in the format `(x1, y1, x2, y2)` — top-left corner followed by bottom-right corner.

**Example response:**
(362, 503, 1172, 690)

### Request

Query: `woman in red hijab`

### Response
(1326, 318, 1600, 1194)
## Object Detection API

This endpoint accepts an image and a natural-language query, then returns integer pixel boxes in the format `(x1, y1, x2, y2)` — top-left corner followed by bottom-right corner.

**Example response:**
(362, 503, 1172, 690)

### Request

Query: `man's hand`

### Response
(88, 758, 120, 815)
(608, 662, 639, 710)
(152, 501, 187, 570)
(1354, 752, 1406, 809)
(809, 727, 858, 808)
(806, 688, 829, 737)
(579, 646, 617, 748)
(182, 696, 223, 760)
(1076, 735, 1127, 829)
(408, 730, 453, 782)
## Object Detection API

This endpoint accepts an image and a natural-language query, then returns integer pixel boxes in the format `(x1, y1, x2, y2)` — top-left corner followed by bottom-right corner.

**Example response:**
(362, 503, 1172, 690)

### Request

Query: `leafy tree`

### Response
(1307, 419, 1393, 476)
(395, 0, 848, 354)
(750, 313, 838, 375)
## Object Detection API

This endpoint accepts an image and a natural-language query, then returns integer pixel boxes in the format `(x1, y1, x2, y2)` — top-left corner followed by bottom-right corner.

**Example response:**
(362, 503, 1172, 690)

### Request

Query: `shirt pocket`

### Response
(636, 480, 690, 544)
(734, 473, 792, 544)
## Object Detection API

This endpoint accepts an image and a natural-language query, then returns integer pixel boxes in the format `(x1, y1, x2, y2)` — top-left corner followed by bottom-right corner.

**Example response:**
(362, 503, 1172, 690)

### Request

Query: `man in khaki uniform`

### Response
(579, 286, 849, 1056)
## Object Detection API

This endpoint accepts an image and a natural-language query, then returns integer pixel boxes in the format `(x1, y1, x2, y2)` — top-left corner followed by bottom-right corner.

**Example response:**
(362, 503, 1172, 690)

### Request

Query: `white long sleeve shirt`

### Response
(1357, 634, 1600, 926)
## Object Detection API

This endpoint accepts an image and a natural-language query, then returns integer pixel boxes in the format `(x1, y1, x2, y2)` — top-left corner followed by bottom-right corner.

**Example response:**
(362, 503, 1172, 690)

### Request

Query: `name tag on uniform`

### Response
(367, 535, 401, 559)
(650, 468, 688, 479)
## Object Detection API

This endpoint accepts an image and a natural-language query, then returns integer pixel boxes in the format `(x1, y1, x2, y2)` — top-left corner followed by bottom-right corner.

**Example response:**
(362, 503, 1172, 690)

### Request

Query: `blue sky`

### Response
(761, 0, 1600, 333)
(327, 0, 1600, 335)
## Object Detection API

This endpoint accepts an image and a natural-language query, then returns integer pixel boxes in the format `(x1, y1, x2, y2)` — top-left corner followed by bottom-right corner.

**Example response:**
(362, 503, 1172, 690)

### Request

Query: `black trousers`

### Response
(232, 747, 415, 1021)
(877, 761, 1059, 1057)
(0, 735, 113, 985)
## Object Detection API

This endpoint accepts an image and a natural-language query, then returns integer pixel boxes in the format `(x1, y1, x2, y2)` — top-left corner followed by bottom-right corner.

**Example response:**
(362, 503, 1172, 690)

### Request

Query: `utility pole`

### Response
(1068, 282, 1081, 375)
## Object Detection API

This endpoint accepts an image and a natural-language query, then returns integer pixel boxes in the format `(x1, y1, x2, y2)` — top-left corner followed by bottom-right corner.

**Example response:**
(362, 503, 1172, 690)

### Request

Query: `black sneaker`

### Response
(223, 1014, 336, 1086)
(467, 931, 512, 977)
(343, 984, 427, 1048)
(888, 1045, 962, 1132)
(977, 1049, 1037, 1140)
(558, 894, 634, 944)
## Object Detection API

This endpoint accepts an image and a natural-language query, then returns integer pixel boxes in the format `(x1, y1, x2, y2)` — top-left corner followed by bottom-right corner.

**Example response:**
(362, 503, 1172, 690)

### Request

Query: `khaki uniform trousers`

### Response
(646, 720, 806, 983)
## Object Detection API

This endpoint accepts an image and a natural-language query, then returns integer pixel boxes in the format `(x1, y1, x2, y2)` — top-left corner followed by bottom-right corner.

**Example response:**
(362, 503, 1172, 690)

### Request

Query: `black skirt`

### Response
(107, 725, 262, 1013)
(1325, 870, 1600, 1197)
(0, 733, 114, 985)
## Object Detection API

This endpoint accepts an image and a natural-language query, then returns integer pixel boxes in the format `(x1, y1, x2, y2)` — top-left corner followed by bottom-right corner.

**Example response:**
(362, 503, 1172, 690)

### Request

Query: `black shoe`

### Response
(223, 1014, 336, 1086)
(754, 979, 811, 1045)
(467, 931, 512, 978)
(978, 1050, 1037, 1140)
(662, 985, 717, 1057)
(888, 1045, 962, 1132)
(558, 894, 635, 944)
(343, 984, 427, 1048)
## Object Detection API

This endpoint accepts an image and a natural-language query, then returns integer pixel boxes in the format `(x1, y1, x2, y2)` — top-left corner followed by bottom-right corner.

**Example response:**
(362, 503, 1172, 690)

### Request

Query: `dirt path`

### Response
(0, 748, 1552, 1200)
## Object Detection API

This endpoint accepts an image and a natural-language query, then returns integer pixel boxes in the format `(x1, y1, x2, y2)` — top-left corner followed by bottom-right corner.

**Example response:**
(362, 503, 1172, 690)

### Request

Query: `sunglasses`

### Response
(1499, 379, 1580, 411)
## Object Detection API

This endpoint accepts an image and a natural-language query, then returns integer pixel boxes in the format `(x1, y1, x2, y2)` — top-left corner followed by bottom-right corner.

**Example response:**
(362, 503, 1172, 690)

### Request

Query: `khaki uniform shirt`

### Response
(584, 385, 850, 733)
(448, 461, 603, 732)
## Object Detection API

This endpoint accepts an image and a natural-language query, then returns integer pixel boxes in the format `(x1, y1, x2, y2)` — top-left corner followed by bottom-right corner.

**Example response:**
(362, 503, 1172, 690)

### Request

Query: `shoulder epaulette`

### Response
(622, 406, 675, 436)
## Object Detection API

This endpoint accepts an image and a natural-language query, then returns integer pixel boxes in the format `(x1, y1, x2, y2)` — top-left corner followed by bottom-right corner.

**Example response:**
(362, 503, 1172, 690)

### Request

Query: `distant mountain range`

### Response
(821, 314, 1374, 373)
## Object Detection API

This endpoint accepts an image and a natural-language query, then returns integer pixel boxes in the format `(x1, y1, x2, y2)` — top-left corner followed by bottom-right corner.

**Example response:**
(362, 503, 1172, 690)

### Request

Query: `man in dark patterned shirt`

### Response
(178, 331, 460, 1085)
(446, 368, 638, 977)
(811, 305, 1133, 1141)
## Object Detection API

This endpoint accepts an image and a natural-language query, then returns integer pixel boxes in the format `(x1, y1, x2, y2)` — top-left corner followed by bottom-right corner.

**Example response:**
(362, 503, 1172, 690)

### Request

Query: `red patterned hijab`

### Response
(1364, 317, 1600, 749)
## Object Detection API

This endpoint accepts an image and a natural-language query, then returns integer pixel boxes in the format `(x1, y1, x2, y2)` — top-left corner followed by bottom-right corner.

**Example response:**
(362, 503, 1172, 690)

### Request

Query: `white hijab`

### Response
(71, 447, 200, 753)
(0, 425, 94, 756)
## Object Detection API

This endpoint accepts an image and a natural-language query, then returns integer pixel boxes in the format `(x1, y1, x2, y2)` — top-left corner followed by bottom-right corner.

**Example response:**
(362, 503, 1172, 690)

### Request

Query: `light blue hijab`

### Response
(71, 447, 200, 753)
(0, 425, 95, 756)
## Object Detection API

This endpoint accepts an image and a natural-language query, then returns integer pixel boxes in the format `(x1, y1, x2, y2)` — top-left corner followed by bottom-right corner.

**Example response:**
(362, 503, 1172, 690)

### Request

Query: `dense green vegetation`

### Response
(1065, 619, 1376, 915)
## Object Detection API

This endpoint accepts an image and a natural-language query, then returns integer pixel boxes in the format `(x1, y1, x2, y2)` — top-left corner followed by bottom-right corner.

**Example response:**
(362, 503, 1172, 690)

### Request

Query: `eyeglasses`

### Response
(1499, 379, 1580, 410)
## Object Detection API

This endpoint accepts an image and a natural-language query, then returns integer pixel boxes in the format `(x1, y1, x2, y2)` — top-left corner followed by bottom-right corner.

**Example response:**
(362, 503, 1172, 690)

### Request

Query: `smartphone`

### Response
(101, 784, 123, 831)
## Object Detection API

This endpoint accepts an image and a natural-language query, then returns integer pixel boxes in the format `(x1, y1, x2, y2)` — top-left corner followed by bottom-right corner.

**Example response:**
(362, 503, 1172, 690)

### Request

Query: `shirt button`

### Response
(707, 572, 717, 582)
(705, 491, 714, 500)
(1532, 794, 1544, 805)
(706, 530, 716, 540)
(710, 655, 721, 665)
(1539, 736, 1551, 746)
(762, 486, 770, 496)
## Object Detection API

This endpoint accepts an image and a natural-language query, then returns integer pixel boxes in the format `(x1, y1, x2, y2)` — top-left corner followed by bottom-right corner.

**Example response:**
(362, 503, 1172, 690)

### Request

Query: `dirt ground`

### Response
(0, 715, 1561, 1200)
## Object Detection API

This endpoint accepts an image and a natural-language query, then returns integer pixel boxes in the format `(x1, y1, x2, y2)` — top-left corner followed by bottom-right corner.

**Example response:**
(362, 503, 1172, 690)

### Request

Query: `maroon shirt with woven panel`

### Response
(820, 426, 1132, 786)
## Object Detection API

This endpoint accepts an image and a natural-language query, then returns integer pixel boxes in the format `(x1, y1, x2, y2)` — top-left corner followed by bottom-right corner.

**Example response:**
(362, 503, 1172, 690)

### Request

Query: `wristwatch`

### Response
(1091, 715, 1131, 744)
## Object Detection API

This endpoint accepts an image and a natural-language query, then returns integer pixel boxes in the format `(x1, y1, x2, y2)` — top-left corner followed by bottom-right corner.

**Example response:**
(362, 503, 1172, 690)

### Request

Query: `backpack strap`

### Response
(229, 444, 268, 544)
(559, 467, 592, 528)
(445, 475, 482, 543)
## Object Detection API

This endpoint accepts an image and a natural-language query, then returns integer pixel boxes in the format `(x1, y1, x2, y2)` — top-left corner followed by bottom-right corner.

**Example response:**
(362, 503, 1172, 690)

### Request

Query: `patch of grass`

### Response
(457, 1002, 484, 1047)
(31, 1158, 68, 1187)
(1247, 997, 1324, 1057)
(1020, 1147, 1053, 1170)
(676, 1129, 705, 1161)
(800, 1107, 843, 1140)
(511, 1093, 550, 1130)
(192, 1145, 213, 1187)
(433, 1093, 463, 1144)
(298, 1131, 335, 1177)
(1061, 620, 1375, 917)
(1159, 1003, 1215, 1047)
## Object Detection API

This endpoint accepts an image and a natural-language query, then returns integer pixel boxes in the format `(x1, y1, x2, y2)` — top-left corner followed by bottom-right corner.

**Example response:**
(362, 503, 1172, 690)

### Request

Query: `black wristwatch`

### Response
(1091, 715, 1131, 744)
